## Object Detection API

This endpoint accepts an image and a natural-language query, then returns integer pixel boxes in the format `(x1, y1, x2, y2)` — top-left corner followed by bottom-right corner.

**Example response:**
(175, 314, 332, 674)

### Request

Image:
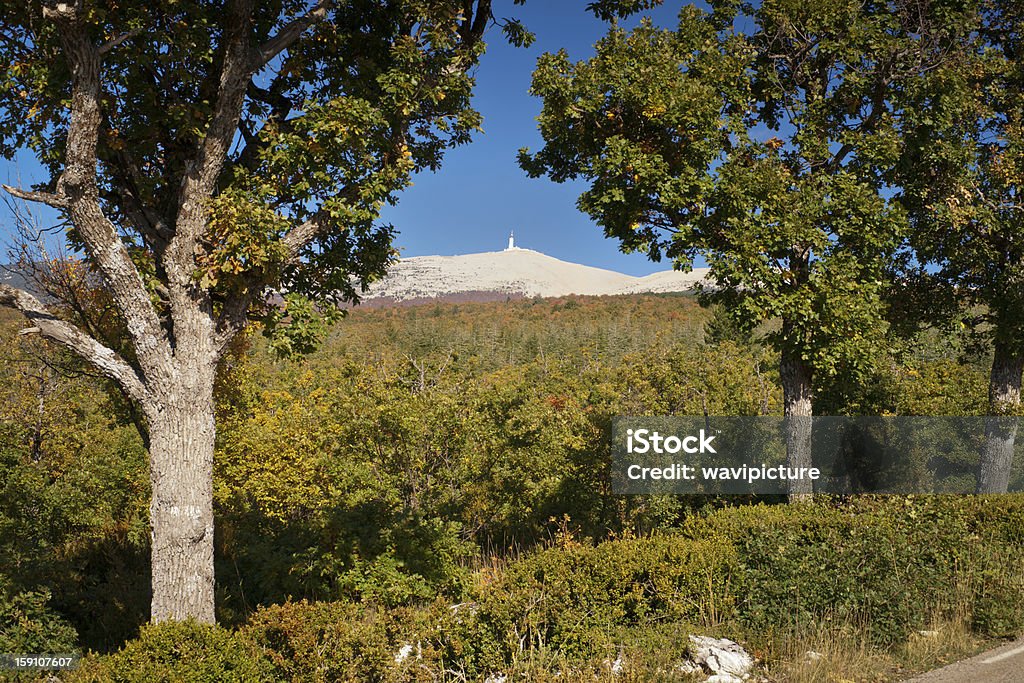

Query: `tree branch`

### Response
(98, 26, 143, 55)
(177, 0, 257, 214)
(107, 146, 172, 252)
(256, 0, 494, 263)
(278, 183, 359, 259)
(44, 1, 170, 377)
(460, 0, 493, 47)
(164, 0, 257, 351)
(232, 76, 296, 175)
(2, 184, 68, 209)
(215, 285, 259, 354)
(0, 284, 148, 403)
(280, 210, 327, 260)
(255, 0, 332, 69)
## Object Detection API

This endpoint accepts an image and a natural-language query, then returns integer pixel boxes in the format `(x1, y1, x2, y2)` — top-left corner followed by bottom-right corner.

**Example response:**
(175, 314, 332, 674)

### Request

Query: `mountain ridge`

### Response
(1, 250, 711, 309)
(357, 248, 709, 305)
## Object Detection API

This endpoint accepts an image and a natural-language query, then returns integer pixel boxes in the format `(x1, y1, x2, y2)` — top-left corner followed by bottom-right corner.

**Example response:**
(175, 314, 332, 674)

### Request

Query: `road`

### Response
(903, 637, 1024, 682)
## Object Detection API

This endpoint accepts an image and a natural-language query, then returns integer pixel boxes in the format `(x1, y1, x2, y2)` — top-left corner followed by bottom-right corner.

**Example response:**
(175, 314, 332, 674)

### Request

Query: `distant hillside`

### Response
(319, 292, 710, 373)
(0, 265, 39, 297)
(2, 249, 710, 310)
(357, 248, 709, 305)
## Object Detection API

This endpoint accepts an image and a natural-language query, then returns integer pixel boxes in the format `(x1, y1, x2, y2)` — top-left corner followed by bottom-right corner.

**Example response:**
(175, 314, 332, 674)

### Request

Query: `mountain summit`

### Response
(359, 247, 709, 305)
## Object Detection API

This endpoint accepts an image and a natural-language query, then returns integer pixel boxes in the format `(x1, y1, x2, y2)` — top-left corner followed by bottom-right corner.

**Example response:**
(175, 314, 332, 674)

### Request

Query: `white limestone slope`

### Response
(616, 269, 710, 294)
(361, 248, 710, 303)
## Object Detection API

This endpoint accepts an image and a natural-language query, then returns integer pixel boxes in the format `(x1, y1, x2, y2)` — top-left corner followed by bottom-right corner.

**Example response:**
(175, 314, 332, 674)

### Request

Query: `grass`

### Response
(759, 608, 995, 682)
(476, 598, 1007, 682)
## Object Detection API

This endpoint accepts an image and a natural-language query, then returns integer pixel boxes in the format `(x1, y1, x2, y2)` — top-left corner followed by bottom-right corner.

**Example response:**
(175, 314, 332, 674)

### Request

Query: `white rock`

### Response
(706, 675, 744, 683)
(916, 630, 941, 638)
(687, 635, 754, 677)
(484, 675, 507, 683)
(676, 659, 703, 674)
(601, 656, 625, 675)
(803, 650, 824, 662)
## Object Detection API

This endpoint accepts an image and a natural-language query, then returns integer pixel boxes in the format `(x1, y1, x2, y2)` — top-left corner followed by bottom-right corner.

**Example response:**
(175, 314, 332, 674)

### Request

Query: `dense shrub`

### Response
(0, 400, 149, 652)
(67, 620, 269, 682)
(60, 497, 1024, 680)
(212, 318, 780, 616)
(242, 600, 412, 682)
(1, 298, 1016, 664)
(971, 549, 1024, 638)
(471, 535, 738, 659)
(458, 497, 1024, 667)
(0, 581, 78, 655)
(682, 497, 1024, 643)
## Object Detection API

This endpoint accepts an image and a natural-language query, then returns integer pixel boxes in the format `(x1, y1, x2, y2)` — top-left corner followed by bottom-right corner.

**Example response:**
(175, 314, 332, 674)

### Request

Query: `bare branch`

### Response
(280, 211, 326, 260)
(98, 26, 143, 55)
(256, 0, 331, 69)
(2, 184, 68, 209)
(44, 2, 170, 375)
(0, 284, 148, 403)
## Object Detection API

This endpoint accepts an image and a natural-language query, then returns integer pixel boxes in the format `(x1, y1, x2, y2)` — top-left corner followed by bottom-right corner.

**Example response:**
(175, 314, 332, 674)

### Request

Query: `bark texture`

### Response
(781, 348, 814, 503)
(977, 341, 1023, 494)
(147, 378, 217, 622)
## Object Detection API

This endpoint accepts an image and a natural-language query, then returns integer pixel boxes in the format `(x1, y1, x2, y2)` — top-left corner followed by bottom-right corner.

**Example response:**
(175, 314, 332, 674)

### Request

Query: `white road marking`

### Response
(980, 643, 1024, 665)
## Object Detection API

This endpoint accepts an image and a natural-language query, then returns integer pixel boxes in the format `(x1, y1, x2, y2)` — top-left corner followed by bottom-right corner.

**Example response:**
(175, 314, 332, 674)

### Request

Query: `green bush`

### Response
(241, 599, 501, 682)
(469, 535, 738, 660)
(65, 497, 1024, 680)
(973, 571, 1024, 638)
(966, 497, 1024, 637)
(0, 581, 78, 655)
(243, 600, 408, 682)
(682, 497, 1024, 644)
(230, 497, 1024, 678)
(67, 620, 269, 682)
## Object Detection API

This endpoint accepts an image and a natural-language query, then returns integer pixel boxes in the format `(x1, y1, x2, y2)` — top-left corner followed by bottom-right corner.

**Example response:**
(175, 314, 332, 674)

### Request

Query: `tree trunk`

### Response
(146, 376, 217, 623)
(977, 341, 1023, 494)
(781, 348, 814, 503)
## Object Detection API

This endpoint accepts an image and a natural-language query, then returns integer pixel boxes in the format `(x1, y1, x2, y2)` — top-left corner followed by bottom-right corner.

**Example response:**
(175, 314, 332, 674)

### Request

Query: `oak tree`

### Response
(519, 0, 965, 500)
(0, 0, 523, 622)
(898, 0, 1024, 493)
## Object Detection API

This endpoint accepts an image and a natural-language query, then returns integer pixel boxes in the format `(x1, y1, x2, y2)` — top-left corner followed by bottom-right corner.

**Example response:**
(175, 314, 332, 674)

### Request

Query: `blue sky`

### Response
(379, 1, 687, 275)
(0, 1, 689, 276)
